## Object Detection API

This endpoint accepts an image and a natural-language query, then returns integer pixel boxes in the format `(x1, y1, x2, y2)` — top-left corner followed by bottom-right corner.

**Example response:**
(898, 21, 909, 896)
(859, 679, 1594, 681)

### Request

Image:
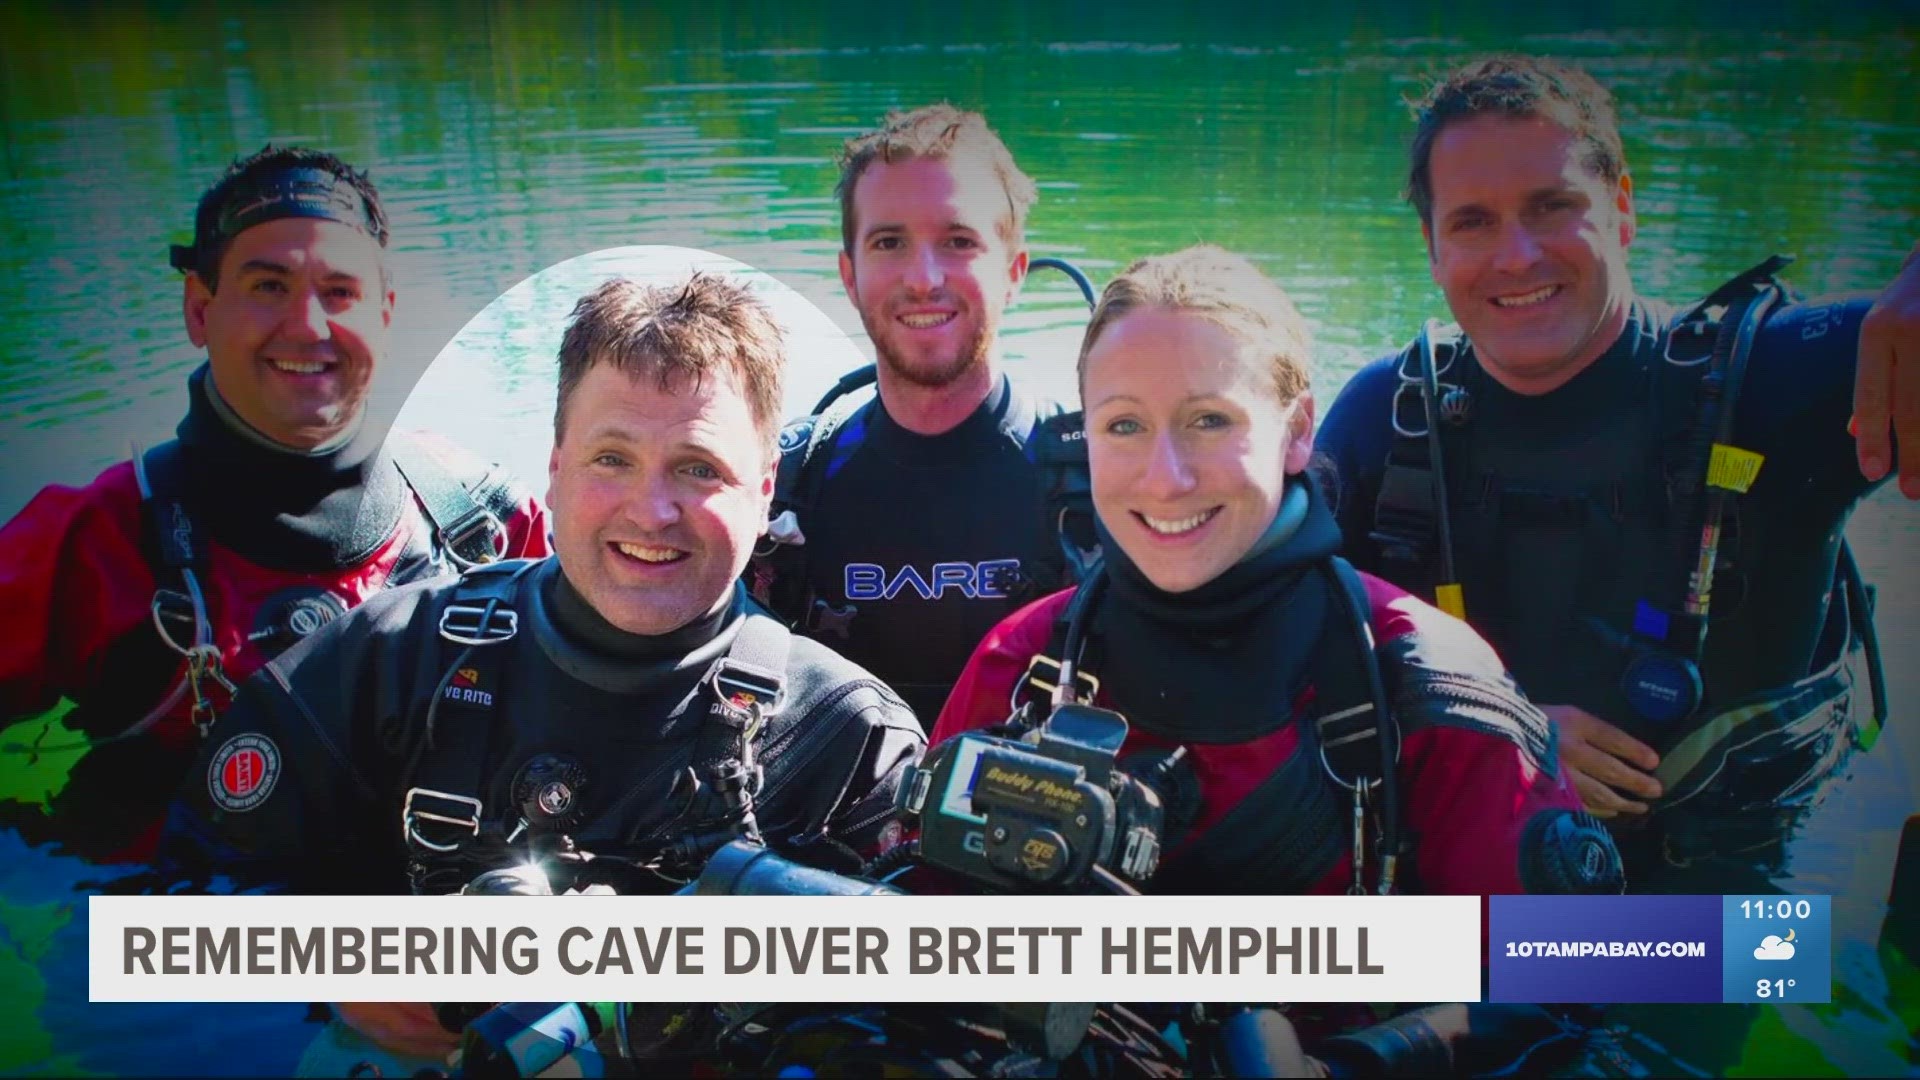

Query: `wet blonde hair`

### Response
(1078, 245, 1312, 406)
(836, 103, 1039, 253)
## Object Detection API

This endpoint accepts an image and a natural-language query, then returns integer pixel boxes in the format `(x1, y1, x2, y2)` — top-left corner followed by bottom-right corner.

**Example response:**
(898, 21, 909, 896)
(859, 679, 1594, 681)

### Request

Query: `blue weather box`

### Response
(1489, 895, 1832, 1004)
(1722, 894, 1831, 1004)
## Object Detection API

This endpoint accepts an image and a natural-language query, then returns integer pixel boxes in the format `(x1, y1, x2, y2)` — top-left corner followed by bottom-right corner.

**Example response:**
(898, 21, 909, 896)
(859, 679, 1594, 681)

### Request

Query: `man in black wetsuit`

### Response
(1318, 55, 1919, 887)
(750, 104, 1090, 728)
(164, 268, 924, 895)
(160, 269, 926, 1059)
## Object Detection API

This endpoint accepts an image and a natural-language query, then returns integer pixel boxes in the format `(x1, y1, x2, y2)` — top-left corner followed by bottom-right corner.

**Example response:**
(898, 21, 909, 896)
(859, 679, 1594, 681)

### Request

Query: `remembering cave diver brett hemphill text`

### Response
(124, 924, 1386, 977)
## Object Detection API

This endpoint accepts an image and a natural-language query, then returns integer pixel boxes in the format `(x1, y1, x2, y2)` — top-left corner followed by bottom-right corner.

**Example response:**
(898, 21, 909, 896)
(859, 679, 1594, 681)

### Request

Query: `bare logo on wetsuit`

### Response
(843, 559, 1024, 601)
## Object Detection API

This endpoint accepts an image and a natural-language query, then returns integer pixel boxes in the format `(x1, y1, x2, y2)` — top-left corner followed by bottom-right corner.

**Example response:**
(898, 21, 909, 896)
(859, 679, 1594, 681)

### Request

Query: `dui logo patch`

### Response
(208, 732, 282, 813)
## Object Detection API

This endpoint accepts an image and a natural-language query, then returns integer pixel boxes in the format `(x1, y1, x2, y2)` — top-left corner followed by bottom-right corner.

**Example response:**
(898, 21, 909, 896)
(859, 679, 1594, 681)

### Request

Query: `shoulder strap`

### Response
(1368, 321, 1473, 616)
(756, 389, 875, 622)
(1028, 408, 1100, 587)
(131, 440, 209, 650)
(389, 433, 514, 570)
(1310, 558, 1394, 792)
(772, 386, 873, 522)
(691, 611, 792, 794)
(996, 378, 1039, 449)
(1013, 572, 1108, 721)
(130, 440, 238, 735)
(399, 560, 534, 892)
(133, 440, 205, 577)
(1652, 256, 1794, 663)
(1313, 556, 1403, 893)
(648, 607, 794, 870)
(704, 609, 793, 724)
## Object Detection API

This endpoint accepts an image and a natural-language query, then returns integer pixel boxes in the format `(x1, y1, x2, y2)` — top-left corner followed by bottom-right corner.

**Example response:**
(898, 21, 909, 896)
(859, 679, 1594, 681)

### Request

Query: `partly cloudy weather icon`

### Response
(1754, 929, 1797, 960)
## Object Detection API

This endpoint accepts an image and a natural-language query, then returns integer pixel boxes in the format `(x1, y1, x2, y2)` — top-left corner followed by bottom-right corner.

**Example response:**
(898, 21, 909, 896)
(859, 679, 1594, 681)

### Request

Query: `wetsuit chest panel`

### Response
(423, 616, 879, 876)
(1158, 723, 1346, 895)
(804, 425, 1057, 722)
(1112, 719, 1347, 895)
(1446, 380, 1673, 717)
(442, 626, 708, 849)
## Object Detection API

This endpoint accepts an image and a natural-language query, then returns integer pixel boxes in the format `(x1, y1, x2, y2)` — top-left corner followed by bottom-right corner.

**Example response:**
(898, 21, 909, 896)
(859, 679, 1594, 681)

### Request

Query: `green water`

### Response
(1, 2, 1916, 1075)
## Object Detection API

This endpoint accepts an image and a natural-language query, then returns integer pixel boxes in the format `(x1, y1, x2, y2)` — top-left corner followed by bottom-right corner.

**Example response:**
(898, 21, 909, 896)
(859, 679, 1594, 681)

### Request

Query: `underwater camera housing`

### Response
(898, 704, 1165, 893)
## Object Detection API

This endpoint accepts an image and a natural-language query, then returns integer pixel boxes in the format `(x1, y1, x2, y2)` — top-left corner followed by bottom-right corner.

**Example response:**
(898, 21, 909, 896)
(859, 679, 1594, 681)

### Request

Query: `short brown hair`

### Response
(1405, 54, 1627, 227)
(554, 272, 786, 454)
(1079, 245, 1312, 407)
(835, 103, 1039, 253)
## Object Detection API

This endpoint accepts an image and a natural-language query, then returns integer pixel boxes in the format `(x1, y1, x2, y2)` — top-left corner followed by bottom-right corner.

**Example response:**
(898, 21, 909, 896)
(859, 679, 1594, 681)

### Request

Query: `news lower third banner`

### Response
(1489, 894, 1831, 1004)
(91, 894, 1481, 1003)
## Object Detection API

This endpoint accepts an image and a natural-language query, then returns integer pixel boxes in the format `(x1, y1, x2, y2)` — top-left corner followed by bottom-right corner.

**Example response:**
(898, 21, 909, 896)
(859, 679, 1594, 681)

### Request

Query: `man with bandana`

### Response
(0, 145, 551, 862)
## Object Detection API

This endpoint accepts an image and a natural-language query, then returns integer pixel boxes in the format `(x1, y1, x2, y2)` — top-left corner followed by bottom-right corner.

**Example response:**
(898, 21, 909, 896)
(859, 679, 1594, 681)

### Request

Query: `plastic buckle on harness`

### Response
(1019, 654, 1101, 710)
(438, 508, 509, 570)
(403, 787, 484, 853)
(1663, 318, 1717, 367)
(1315, 702, 1378, 756)
(438, 603, 518, 646)
(709, 660, 785, 720)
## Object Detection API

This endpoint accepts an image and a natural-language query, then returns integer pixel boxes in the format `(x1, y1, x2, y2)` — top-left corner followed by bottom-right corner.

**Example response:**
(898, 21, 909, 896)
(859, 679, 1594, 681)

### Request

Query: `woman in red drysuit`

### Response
(931, 245, 1622, 900)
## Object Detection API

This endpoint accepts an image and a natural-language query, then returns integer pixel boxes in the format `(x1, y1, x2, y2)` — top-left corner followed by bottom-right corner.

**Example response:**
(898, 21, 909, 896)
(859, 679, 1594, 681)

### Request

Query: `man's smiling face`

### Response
(1424, 113, 1637, 396)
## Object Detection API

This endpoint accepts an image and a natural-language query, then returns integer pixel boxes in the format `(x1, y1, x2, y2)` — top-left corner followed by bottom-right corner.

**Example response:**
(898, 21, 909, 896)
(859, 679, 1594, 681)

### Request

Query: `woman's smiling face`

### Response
(1082, 305, 1313, 594)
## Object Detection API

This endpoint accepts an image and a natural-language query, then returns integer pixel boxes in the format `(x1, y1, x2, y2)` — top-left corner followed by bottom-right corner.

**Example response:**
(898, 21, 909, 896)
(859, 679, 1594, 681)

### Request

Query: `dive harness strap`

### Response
(758, 388, 871, 631)
(400, 570, 793, 893)
(389, 434, 514, 570)
(1029, 409, 1101, 592)
(402, 560, 528, 894)
(1604, 260, 1786, 727)
(132, 440, 235, 737)
(1315, 557, 1403, 894)
(1368, 255, 1884, 733)
(123, 433, 516, 741)
(1017, 557, 1402, 894)
(1369, 321, 1467, 608)
(668, 611, 792, 862)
